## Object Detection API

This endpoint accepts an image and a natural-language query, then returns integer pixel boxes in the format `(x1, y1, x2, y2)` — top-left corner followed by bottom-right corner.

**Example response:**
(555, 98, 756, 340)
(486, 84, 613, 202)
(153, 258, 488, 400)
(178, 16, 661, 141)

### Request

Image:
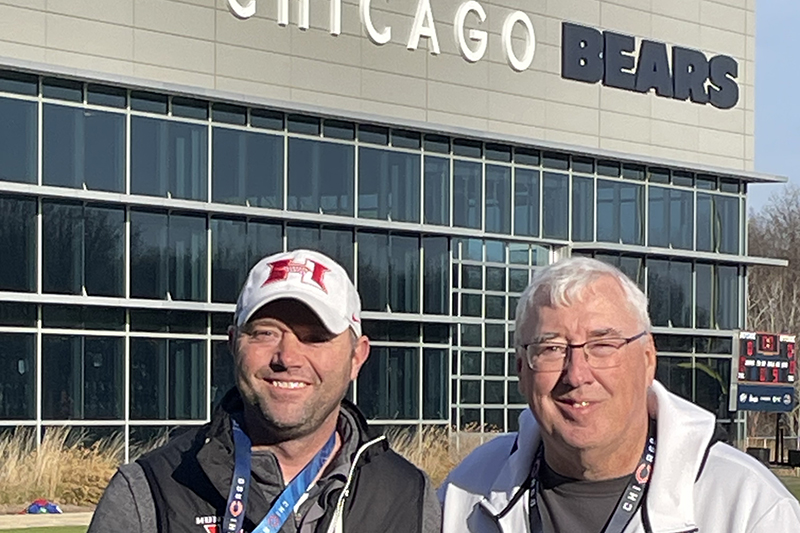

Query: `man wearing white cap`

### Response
(89, 249, 441, 533)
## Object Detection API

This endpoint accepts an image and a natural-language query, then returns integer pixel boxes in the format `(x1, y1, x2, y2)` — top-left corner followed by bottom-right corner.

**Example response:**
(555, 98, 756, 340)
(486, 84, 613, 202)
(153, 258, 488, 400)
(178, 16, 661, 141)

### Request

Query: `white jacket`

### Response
(439, 381, 800, 533)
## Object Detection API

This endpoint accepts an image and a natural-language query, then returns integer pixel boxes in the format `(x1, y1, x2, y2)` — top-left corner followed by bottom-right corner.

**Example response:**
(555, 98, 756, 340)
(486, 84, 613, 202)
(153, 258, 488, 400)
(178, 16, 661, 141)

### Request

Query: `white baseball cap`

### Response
(234, 249, 362, 337)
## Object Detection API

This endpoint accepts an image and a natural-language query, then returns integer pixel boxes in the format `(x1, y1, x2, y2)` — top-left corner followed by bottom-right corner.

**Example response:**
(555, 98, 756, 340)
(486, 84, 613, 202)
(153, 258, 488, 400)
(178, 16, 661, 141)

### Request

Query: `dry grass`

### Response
(387, 426, 495, 487)
(0, 428, 122, 506)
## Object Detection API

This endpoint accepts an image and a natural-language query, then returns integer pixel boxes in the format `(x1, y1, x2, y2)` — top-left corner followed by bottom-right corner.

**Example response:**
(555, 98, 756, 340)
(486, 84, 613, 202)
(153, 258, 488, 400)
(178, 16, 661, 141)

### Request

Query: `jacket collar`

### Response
(478, 381, 716, 533)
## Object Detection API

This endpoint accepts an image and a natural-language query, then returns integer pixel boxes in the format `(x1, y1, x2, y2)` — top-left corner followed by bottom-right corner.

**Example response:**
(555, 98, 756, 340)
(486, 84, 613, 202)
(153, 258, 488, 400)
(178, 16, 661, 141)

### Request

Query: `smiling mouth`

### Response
(267, 380, 309, 389)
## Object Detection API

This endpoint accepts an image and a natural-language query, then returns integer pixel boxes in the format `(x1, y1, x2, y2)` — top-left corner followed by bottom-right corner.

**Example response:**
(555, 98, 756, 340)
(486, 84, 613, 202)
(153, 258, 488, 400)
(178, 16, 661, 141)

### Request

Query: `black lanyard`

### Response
(529, 430, 656, 533)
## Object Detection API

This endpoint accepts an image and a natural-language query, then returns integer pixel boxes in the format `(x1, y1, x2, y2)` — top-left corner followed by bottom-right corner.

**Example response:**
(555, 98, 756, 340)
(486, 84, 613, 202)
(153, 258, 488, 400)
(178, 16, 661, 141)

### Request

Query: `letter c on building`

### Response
(502, 11, 536, 72)
(228, 0, 255, 19)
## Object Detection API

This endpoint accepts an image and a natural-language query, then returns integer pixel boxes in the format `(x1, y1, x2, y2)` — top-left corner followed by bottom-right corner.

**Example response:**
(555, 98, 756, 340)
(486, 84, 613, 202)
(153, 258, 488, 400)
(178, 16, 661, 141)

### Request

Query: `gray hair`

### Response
(514, 257, 651, 346)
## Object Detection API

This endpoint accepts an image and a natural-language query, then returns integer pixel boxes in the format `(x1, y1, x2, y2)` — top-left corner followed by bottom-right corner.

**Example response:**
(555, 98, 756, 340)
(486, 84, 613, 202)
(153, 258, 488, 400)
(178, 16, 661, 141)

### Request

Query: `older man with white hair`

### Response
(440, 256, 800, 532)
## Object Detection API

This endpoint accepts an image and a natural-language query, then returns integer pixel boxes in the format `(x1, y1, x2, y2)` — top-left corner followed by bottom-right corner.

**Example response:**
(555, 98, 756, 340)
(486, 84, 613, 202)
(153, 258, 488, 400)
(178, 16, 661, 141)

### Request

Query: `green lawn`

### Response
(0, 526, 88, 533)
(778, 475, 800, 500)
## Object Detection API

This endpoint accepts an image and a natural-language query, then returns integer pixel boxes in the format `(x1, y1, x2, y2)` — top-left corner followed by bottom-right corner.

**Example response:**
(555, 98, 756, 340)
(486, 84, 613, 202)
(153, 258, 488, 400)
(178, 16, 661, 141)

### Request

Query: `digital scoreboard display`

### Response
(736, 332, 796, 412)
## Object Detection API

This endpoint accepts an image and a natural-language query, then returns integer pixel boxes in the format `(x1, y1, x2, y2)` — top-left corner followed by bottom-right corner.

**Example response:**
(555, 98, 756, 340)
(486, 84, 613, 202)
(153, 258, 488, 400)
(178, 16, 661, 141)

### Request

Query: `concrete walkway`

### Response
(0, 512, 93, 529)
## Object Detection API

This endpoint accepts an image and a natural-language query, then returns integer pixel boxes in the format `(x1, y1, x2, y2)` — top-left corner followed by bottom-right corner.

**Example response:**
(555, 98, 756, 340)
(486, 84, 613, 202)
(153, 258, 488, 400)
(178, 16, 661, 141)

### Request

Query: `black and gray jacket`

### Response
(88, 389, 440, 533)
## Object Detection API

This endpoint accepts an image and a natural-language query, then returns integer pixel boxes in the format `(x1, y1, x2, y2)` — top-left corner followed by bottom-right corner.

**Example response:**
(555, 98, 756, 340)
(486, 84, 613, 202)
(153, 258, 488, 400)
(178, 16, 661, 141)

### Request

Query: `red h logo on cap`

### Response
(262, 258, 330, 293)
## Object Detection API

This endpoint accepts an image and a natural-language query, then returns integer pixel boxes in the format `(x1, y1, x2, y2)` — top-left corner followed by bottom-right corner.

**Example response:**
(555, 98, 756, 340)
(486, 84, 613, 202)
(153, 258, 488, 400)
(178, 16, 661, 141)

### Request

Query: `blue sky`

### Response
(751, 0, 799, 213)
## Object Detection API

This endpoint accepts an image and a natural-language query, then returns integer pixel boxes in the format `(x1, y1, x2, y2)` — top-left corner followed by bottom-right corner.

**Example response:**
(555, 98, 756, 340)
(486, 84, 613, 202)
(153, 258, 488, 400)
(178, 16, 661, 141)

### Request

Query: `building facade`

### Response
(0, 0, 783, 459)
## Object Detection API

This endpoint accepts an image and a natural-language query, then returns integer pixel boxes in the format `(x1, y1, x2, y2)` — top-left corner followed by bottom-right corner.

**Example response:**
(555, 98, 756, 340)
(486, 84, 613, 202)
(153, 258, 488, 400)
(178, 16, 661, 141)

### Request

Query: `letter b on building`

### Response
(562, 22, 603, 83)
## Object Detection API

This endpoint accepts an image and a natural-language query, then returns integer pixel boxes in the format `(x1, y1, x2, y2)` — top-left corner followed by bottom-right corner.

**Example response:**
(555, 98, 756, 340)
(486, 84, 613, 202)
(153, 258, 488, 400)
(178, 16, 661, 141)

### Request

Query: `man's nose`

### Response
(271, 331, 305, 367)
(560, 345, 595, 386)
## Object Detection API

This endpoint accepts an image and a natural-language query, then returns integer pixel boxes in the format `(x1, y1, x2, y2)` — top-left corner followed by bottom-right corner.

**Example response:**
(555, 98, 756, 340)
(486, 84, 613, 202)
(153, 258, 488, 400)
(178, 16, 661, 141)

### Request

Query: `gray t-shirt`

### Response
(535, 462, 632, 533)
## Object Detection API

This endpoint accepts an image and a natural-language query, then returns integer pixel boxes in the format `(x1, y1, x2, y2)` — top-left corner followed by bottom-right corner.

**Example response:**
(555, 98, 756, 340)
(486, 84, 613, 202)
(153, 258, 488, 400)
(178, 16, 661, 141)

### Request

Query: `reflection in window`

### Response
(655, 356, 692, 401)
(212, 341, 235, 409)
(647, 259, 692, 328)
(211, 218, 282, 303)
(288, 138, 354, 216)
(359, 148, 420, 222)
(453, 160, 481, 229)
(42, 336, 123, 420)
(572, 176, 593, 241)
(43, 105, 125, 192)
(695, 357, 731, 418)
(358, 347, 419, 419)
(695, 263, 712, 329)
(131, 116, 208, 201)
(286, 225, 354, 276)
(131, 211, 207, 301)
(130, 339, 206, 420)
(42, 202, 125, 296)
(0, 333, 35, 420)
(716, 265, 739, 329)
(697, 194, 740, 254)
(212, 127, 283, 208)
(485, 165, 510, 234)
(358, 232, 419, 313)
(542, 172, 568, 239)
(0, 97, 36, 183)
(597, 180, 643, 244)
(424, 157, 449, 225)
(0, 195, 36, 292)
(423, 236, 449, 315)
(648, 187, 693, 249)
(514, 168, 540, 236)
(423, 348, 447, 420)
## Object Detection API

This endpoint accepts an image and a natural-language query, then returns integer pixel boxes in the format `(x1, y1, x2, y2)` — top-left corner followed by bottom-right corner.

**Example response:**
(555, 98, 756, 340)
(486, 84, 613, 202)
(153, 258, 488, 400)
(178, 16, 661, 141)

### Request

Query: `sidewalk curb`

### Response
(0, 512, 93, 529)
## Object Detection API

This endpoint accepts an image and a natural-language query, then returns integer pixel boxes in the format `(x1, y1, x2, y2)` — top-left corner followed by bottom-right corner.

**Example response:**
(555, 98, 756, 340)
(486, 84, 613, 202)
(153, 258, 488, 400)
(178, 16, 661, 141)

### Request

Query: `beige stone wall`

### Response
(0, 0, 755, 171)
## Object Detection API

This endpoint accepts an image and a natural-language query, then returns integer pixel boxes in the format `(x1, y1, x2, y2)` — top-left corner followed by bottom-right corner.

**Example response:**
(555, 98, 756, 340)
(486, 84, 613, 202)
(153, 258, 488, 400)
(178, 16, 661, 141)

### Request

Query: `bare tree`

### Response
(747, 184, 800, 439)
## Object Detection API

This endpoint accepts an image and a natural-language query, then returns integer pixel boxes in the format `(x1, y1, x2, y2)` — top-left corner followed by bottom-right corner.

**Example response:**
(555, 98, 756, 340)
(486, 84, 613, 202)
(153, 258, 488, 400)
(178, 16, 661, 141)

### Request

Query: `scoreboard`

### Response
(736, 332, 796, 412)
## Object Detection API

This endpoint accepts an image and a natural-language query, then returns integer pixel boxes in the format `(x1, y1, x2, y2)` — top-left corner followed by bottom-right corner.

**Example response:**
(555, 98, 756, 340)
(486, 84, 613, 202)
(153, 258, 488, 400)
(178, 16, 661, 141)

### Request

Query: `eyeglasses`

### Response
(519, 331, 648, 372)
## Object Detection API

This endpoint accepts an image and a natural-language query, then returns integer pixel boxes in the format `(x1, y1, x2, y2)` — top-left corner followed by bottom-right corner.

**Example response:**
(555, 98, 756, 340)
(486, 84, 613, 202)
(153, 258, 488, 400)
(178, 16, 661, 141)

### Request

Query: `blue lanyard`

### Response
(222, 418, 337, 533)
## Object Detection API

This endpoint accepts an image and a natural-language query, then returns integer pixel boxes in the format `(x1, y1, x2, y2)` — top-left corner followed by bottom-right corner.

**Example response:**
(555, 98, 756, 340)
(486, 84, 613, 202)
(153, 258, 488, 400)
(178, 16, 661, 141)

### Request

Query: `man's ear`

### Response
(228, 326, 238, 359)
(350, 336, 370, 381)
(644, 333, 657, 385)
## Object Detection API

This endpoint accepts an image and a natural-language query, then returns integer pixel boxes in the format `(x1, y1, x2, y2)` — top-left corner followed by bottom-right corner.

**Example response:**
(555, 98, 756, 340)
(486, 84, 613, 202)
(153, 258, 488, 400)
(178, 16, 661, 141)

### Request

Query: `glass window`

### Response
(0, 97, 36, 183)
(286, 225, 354, 276)
(87, 84, 127, 108)
(696, 194, 713, 252)
(131, 116, 208, 201)
(696, 263, 713, 329)
(131, 211, 207, 301)
(172, 97, 208, 120)
(485, 381, 505, 404)
(461, 294, 482, 317)
(390, 234, 420, 313)
(485, 165, 511, 234)
(212, 341, 235, 409)
(358, 148, 420, 223)
(424, 134, 449, 153)
(572, 176, 594, 242)
(648, 187, 693, 249)
(716, 196, 740, 254)
(358, 347, 419, 419)
(716, 265, 739, 329)
(131, 90, 168, 114)
(43, 78, 82, 101)
(42, 336, 124, 420)
(0, 333, 35, 420)
(211, 218, 282, 303)
(43, 104, 125, 192)
(460, 380, 481, 403)
(129, 309, 206, 334)
(542, 152, 569, 170)
(0, 195, 36, 292)
(514, 168, 539, 237)
(0, 302, 36, 327)
(324, 120, 355, 140)
(647, 259, 669, 327)
(42, 305, 125, 330)
(0, 70, 38, 95)
(212, 127, 283, 208)
(251, 109, 284, 131)
(453, 160, 481, 229)
(597, 180, 643, 244)
(130, 339, 207, 420)
(358, 124, 388, 144)
(288, 138, 354, 217)
(515, 147, 540, 166)
(212, 103, 246, 125)
(423, 236, 449, 315)
(619, 255, 644, 290)
(424, 157, 449, 225)
(655, 356, 692, 401)
(358, 232, 389, 312)
(169, 213, 208, 301)
(542, 172, 568, 239)
(695, 357, 731, 418)
(648, 259, 692, 328)
(42, 202, 125, 297)
(423, 348, 447, 420)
